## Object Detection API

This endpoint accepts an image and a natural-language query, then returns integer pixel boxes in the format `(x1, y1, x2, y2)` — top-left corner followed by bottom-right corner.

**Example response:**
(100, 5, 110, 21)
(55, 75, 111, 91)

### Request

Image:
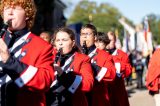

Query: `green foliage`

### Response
(67, 1, 160, 45)
(147, 14, 160, 45)
(67, 1, 123, 34)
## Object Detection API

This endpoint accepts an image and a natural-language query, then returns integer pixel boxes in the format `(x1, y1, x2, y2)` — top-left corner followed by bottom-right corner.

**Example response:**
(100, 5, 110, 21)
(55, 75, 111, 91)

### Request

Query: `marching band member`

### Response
(47, 27, 94, 106)
(106, 31, 132, 106)
(40, 31, 52, 43)
(95, 31, 131, 106)
(0, 0, 54, 106)
(146, 48, 160, 106)
(80, 24, 116, 106)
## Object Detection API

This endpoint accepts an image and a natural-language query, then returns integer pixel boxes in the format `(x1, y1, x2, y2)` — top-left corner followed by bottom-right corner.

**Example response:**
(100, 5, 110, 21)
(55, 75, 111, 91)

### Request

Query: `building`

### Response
(32, 0, 66, 35)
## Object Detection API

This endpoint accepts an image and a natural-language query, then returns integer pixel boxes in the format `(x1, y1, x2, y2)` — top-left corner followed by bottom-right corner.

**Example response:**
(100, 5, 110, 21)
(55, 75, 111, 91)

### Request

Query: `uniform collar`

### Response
(107, 47, 116, 54)
(60, 49, 76, 66)
(87, 45, 96, 55)
(11, 27, 29, 39)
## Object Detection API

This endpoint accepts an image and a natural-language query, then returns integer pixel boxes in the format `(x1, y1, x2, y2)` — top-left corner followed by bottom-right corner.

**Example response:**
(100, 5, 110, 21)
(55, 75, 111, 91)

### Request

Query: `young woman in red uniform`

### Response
(80, 24, 116, 106)
(47, 27, 94, 106)
(96, 31, 131, 106)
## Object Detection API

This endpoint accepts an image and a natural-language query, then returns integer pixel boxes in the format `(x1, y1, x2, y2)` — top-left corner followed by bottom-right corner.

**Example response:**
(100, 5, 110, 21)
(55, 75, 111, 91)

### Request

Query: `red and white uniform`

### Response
(108, 49, 132, 106)
(0, 32, 54, 106)
(88, 48, 116, 106)
(48, 51, 94, 106)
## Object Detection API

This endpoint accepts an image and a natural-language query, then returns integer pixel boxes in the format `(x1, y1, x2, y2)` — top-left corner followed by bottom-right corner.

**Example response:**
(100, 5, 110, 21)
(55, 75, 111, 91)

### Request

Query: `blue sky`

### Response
(63, 0, 160, 24)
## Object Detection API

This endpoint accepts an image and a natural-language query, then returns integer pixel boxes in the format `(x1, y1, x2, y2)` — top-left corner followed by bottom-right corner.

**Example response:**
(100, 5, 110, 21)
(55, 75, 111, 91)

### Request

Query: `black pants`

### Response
(136, 69, 143, 88)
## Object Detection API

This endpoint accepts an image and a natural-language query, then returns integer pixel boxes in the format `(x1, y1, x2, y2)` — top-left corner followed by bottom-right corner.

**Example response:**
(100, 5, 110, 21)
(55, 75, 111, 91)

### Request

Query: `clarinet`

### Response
(0, 20, 11, 38)
(54, 48, 62, 64)
(82, 41, 87, 54)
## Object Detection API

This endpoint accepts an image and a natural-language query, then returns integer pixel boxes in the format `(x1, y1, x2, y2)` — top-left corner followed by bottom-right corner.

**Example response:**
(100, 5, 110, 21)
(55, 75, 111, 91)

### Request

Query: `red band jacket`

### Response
(111, 49, 132, 78)
(0, 32, 54, 106)
(88, 48, 116, 106)
(108, 49, 132, 106)
(146, 49, 160, 92)
(47, 51, 94, 106)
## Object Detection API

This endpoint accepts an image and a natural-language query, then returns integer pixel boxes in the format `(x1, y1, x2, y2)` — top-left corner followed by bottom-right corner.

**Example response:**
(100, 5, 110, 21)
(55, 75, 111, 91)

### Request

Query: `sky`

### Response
(63, 0, 160, 24)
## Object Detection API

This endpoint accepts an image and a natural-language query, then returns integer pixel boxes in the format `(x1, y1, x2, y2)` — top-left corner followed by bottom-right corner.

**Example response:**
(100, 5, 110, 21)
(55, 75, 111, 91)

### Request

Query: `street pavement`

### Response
(126, 81, 155, 106)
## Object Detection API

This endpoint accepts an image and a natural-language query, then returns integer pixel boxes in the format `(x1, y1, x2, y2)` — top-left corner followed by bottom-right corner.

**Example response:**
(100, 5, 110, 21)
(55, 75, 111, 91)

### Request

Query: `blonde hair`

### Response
(0, 0, 36, 29)
(107, 31, 116, 40)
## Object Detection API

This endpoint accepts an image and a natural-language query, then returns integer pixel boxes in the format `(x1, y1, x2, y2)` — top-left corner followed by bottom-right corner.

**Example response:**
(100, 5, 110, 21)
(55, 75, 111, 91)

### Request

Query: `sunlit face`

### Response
(3, 5, 27, 31)
(54, 31, 75, 55)
(106, 34, 116, 49)
(40, 32, 51, 42)
(80, 28, 96, 48)
(95, 41, 106, 50)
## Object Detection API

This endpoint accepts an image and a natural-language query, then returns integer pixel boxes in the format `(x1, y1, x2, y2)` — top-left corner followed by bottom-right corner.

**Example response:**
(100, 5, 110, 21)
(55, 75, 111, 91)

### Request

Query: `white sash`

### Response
(112, 49, 118, 56)
(88, 48, 97, 58)
(10, 32, 31, 52)
(0, 32, 31, 71)
(111, 49, 122, 77)
(11, 32, 31, 58)
(0, 32, 31, 87)
(51, 53, 75, 88)
(61, 53, 75, 71)
(88, 48, 97, 63)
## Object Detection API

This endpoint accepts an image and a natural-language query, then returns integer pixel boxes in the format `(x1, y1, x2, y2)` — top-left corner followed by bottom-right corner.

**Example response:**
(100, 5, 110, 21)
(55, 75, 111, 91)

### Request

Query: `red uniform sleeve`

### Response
(101, 54, 116, 82)
(79, 56, 94, 92)
(15, 45, 54, 92)
(121, 53, 132, 78)
(56, 54, 94, 94)
(92, 50, 116, 82)
(112, 51, 132, 78)
(146, 49, 160, 91)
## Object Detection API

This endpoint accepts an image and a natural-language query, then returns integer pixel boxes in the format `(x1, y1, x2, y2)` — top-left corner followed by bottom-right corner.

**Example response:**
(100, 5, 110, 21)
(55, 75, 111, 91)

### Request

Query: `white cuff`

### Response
(15, 65, 38, 87)
(95, 67, 107, 82)
(68, 75, 82, 94)
(115, 62, 121, 74)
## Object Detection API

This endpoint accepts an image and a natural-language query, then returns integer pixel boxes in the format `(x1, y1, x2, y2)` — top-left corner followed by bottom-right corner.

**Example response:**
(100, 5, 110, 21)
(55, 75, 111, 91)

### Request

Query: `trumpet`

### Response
(82, 41, 87, 54)
(54, 48, 62, 64)
(0, 20, 11, 38)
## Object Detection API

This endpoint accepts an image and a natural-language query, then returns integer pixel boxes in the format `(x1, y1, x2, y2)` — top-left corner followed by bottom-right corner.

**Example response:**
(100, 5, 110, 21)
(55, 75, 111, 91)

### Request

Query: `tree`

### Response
(146, 14, 160, 44)
(68, 1, 160, 45)
(67, 0, 128, 41)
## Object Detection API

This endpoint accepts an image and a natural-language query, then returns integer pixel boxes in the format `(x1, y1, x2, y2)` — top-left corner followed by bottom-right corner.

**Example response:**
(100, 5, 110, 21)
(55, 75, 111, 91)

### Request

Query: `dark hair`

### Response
(53, 27, 81, 52)
(53, 27, 75, 41)
(97, 32, 110, 45)
(81, 24, 97, 36)
(40, 31, 52, 36)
